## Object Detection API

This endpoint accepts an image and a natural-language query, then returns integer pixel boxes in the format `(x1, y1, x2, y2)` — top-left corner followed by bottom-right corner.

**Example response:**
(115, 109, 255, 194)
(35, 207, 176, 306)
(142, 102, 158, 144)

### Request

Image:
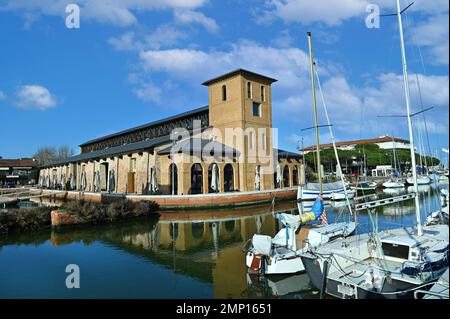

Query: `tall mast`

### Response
(396, 0, 422, 236)
(392, 135, 398, 173)
(307, 32, 322, 193)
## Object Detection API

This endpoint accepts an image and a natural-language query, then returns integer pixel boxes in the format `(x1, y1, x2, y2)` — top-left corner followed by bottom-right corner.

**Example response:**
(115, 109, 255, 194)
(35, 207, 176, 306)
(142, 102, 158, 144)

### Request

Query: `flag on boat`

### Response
(320, 211, 328, 224)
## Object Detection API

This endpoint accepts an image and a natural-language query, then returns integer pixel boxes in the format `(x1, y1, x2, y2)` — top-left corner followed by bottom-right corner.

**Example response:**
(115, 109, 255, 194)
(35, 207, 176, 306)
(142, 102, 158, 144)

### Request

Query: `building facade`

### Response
(0, 158, 37, 186)
(39, 69, 302, 195)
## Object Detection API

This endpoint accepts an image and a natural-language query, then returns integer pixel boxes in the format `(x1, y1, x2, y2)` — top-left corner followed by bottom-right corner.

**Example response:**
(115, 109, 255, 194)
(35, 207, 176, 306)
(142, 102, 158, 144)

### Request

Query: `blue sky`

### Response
(0, 0, 448, 163)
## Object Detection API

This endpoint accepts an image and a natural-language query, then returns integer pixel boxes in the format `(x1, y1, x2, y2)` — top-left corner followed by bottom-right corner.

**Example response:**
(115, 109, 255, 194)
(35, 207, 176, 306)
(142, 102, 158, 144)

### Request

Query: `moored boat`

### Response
(245, 198, 356, 275)
(300, 224, 449, 299)
(297, 181, 346, 201)
(382, 179, 405, 188)
(352, 181, 378, 191)
(406, 175, 431, 185)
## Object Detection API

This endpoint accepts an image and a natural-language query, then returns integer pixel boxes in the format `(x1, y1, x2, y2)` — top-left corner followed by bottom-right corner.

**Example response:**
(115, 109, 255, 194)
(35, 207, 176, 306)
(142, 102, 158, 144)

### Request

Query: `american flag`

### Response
(320, 211, 328, 224)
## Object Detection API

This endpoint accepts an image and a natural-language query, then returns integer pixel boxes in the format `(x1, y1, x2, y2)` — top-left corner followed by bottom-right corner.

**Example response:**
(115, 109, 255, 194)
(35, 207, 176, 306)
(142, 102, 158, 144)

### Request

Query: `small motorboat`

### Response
(382, 179, 405, 188)
(330, 189, 356, 200)
(406, 175, 431, 185)
(352, 181, 377, 191)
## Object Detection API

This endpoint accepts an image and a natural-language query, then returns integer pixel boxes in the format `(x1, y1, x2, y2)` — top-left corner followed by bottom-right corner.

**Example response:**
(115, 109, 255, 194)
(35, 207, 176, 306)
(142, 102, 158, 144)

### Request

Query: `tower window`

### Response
(261, 86, 265, 102)
(247, 81, 252, 99)
(252, 102, 261, 117)
(222, 85, 227, 101)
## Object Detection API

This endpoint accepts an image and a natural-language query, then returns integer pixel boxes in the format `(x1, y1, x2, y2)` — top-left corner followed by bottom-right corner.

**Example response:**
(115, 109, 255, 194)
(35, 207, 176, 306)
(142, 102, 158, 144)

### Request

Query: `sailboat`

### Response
(406, 133, 431, 184)
(243, 32, 356, 276)
(299, 0, 449, 299)
(383, 136, 405, 188)
(297, 32, 355, 202)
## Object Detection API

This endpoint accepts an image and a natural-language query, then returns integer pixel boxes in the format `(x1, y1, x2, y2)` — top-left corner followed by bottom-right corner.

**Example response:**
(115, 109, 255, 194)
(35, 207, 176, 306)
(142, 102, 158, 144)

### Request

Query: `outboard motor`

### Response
(247, 234, 271, 275)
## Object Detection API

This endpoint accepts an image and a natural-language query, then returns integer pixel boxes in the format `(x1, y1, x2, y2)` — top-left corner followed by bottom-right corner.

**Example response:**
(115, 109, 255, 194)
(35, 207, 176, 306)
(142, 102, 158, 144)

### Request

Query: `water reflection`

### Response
(0, 184, 447, 299)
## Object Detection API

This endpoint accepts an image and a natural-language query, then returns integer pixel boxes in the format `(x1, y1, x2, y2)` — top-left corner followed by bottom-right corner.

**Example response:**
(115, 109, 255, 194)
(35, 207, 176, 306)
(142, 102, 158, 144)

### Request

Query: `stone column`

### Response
(202, 163, 209, 194)
(218, 163, 224, 193)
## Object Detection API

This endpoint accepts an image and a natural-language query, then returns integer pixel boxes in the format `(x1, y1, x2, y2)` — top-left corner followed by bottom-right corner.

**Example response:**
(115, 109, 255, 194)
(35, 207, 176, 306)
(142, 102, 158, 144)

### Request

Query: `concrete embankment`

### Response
(29, 187, 298, 210)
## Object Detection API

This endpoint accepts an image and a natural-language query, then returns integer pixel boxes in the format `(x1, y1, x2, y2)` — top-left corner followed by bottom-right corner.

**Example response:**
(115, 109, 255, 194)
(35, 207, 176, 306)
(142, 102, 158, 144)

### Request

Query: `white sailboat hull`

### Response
(382, 181, 405, 188)
(297, 182, 348, 201)
(300, 224, 449, 299)
(406, 175, 431, 185)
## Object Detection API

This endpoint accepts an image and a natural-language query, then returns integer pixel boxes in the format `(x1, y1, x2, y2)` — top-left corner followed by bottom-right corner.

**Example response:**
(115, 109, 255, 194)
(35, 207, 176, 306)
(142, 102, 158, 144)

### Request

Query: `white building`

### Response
(301, 135, 411, 154)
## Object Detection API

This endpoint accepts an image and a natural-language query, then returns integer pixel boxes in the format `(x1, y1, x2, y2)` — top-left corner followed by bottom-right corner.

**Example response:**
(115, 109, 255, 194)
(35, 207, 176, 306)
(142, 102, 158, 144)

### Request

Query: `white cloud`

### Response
(259, 0, 448, 27)
(174, 9, 219, 32)
(15, 85, 57, 110)
(377, 0, 449, 15)
(108, 26, 187, 53)
(0, 90, 6, 100)
(133, 83, 163, 103)
(138, 41, 312, 90)
(275, 70, 448, 142)
(271, 29, 293, 48)
(145, 26, 187, 49)
(1, 0, 208, 27)
(410, 14, 449, 65)
(108, 32, 141, 51)
(266, 0, 369, 26)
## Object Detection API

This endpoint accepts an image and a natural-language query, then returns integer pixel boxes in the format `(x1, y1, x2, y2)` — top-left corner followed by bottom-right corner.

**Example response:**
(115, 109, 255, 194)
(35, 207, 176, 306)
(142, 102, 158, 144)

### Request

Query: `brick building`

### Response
(39, 69, 302, 195)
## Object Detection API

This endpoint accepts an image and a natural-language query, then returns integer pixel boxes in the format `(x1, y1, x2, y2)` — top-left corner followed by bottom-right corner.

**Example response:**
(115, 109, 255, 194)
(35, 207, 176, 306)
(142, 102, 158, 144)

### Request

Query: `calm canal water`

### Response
(0, 182, 447, 299)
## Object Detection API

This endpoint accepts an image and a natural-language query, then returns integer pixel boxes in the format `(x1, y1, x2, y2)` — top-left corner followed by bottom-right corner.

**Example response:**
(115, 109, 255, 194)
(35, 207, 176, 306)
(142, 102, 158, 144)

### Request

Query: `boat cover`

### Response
(306, 181, 343, 191)
(251, 234, 272, 256)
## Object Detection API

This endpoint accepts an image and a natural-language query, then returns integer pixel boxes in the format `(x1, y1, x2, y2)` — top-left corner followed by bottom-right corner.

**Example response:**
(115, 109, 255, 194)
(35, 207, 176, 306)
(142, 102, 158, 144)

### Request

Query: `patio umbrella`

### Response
(150, 167, 158, 193)
(300, 164, 306, 185)
(81, 172, 87, 191)
(70, 173, 76, 190)
(38, 175, 43, 188)
(46, 175, 50, 188)
(108, 169, 115, 193)
(254, 166, 261, 190)
(276, 163, 282, 188)
(94, 171, 101, 192)
(211, 164, 219, 192)
(60, 173, 65, 189)
(52, 175, 57, 189)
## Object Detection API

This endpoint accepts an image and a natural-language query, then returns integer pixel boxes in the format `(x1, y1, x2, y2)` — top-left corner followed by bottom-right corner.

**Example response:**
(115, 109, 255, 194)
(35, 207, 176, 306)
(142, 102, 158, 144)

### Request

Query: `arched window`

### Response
(222, 85, 227, 101)
(283, 165, 290, 187)
(169, 163, 178, 195)
(225, 220, 235, 232)
(190, 163, 203, 194)
(293, 165, 298, 186)
(247, 81, 252, 99)
(191, 222, 204, 239)
(261, 85, 265, 102)
(224, 164, 234, 192)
